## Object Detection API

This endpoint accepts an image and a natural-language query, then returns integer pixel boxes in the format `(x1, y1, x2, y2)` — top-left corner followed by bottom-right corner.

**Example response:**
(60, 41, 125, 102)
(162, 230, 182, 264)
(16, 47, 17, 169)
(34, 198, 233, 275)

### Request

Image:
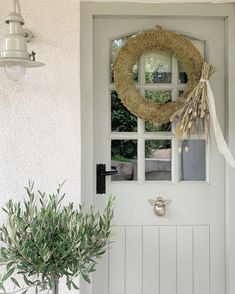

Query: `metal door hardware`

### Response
(96, 164, 118, 194)
(148, 197, 171, 216)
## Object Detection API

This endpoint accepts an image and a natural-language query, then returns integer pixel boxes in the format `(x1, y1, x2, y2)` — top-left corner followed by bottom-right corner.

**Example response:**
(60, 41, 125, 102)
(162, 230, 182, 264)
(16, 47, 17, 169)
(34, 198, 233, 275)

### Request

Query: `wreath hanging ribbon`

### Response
(207, 79, 235, 168)
(114, 28, 235, 168)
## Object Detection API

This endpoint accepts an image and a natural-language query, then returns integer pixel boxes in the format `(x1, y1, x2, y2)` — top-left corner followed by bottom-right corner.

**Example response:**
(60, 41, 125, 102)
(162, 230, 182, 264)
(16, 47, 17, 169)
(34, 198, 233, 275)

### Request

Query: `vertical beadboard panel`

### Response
(177, 226, 193, 294)
(108, 225, 210, 294)
(160, 226, 177, 294)
(126, 226, 142, 294)
(194, 226, 210, 294)
(93, 249, 109, 294)
(109, 226, 125, 294)
(143, 226, 160, 294)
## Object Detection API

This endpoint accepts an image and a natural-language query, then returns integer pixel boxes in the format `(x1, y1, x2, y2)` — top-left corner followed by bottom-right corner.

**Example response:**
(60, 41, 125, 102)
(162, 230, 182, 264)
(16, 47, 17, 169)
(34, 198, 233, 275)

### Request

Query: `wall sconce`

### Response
(0, 0, 44, 81)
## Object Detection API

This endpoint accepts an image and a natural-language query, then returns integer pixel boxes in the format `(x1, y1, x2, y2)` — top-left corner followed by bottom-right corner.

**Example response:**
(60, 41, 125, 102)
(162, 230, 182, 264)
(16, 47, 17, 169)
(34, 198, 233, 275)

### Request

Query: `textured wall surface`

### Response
(0, 1, 80, 291)
(0, 0, 80, 201)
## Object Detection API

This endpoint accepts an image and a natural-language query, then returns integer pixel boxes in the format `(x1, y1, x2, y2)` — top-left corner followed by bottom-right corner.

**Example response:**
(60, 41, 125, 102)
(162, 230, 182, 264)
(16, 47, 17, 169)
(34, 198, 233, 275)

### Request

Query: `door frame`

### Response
(80, 3, 235, 294)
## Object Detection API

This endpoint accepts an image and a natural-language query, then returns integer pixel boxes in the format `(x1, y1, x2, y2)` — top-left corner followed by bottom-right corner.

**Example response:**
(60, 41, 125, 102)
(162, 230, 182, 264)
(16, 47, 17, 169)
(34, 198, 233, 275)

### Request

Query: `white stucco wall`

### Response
(0, 0, 80, 292)
(0, 0, 80, 201)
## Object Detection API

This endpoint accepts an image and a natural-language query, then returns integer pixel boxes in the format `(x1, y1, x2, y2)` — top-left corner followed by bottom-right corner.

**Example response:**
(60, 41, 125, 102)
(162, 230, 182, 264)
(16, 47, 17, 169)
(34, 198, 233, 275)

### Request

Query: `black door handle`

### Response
(96, 164, 118, 194)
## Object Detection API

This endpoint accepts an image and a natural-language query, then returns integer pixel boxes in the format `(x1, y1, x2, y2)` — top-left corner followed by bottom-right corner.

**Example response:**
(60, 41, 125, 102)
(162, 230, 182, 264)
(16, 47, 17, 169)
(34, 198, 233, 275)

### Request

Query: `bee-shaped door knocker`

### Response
(148, 197, 171, 217)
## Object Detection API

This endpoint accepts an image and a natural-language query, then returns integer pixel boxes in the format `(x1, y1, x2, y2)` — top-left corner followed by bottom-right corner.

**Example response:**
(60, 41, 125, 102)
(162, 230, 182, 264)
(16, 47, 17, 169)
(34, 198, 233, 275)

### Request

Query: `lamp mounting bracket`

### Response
(23, 29, 33, 42)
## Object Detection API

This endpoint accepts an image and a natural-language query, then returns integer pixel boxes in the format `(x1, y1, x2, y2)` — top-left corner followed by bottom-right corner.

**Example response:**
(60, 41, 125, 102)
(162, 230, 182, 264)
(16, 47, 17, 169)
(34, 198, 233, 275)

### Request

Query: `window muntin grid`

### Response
(110, 34, 207, 183)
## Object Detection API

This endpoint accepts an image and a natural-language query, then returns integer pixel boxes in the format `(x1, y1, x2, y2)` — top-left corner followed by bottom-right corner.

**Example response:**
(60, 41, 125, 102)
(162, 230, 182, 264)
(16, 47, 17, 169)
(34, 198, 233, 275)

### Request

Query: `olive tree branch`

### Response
(0, 284, 35, 294)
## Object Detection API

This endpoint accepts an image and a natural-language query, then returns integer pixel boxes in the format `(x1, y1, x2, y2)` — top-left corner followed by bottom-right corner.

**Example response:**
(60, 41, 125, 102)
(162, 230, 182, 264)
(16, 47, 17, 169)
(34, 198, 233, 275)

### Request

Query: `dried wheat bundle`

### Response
(171, 63, 215, 139)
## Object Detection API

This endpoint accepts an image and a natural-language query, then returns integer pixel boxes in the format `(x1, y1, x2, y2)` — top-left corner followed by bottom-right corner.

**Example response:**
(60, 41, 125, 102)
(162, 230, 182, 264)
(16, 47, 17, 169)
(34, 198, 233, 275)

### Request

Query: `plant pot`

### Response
(33, 279, 59, 294)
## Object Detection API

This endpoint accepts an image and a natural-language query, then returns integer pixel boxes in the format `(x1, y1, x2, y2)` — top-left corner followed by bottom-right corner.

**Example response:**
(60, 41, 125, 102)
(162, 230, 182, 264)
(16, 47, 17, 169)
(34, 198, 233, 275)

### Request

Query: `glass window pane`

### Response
(145, 90, 171, 132)
(145, 121, 171, 132)
(179, 63, 188, 84)
(111, 140, 137, 181)
(179, 90, 184, 96)
(145, 89, 171, 103)
(111, 36, 138, 83)
(111, 90, 137, 132)
(179, 140, 206, 181)
(145, 49, 172, 84)
(145, 140, 171, 181)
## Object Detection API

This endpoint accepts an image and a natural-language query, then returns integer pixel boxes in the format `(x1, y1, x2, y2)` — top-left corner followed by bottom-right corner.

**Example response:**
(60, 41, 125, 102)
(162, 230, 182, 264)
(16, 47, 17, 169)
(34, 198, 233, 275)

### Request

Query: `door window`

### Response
(110, 34, 207, 183)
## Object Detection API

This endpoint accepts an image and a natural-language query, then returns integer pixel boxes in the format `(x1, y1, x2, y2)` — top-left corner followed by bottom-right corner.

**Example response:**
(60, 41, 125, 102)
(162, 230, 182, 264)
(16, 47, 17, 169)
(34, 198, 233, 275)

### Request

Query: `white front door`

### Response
(81, 5, 231, 294)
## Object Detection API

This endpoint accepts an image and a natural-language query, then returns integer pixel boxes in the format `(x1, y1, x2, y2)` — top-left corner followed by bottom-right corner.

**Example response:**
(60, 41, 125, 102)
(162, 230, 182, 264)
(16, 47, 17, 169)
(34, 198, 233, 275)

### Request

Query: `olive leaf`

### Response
(2, 267, 15, 282)
(10, 277, 20, 288)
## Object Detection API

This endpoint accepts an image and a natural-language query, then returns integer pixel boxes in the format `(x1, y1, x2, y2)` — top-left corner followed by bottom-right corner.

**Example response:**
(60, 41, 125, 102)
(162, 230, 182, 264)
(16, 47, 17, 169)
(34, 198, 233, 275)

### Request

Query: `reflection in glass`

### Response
(179, 140, 206, 181)
(179, 63, 188, 84)
(111, 140, 137, 181)
(179, 90, 184, 96)
(145, 90, 171, 103)
(111, 90, 137, 132)
(145, 49, 172, 83)
(110, 36, 138, 83)
(145, 90, 171, 132)
(145, 140, 171, 181)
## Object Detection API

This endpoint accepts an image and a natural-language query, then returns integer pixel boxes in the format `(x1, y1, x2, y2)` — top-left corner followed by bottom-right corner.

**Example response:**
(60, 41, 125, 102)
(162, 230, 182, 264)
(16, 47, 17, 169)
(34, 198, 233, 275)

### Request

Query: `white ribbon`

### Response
(200, 78, 235, 168)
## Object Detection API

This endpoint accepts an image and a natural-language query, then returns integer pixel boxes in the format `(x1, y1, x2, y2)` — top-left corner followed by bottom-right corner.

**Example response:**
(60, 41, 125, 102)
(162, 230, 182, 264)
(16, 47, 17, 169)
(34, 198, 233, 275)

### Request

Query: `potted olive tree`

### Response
(0, 181, 114, 294)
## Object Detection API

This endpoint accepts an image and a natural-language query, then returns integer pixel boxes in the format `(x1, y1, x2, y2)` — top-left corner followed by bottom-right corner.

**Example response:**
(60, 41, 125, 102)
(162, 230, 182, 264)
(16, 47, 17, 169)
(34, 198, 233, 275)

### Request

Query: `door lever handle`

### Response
(98, 166, 118, 176)
(96, 164, 118, 194)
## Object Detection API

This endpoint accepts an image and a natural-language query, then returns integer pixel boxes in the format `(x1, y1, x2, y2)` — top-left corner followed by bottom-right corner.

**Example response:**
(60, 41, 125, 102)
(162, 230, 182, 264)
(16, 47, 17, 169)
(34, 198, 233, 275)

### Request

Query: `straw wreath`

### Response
(113, 27, 204, 124)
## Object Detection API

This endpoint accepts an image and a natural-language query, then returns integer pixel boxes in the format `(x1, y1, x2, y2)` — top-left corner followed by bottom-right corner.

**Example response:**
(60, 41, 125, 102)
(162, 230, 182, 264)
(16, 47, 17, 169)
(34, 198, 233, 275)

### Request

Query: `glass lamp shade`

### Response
(4, 61, 27, 81)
